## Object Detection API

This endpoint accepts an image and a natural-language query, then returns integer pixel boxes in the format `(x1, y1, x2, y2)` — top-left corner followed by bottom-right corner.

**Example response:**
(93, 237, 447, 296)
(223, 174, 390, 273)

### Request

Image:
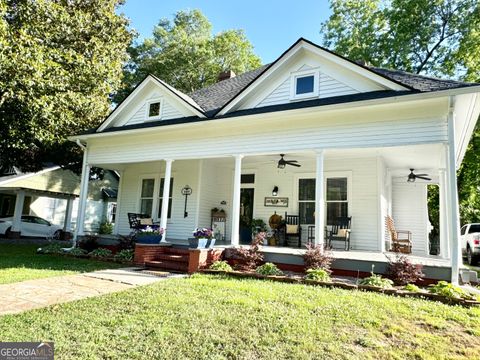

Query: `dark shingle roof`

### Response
(189, 64, 270, 115)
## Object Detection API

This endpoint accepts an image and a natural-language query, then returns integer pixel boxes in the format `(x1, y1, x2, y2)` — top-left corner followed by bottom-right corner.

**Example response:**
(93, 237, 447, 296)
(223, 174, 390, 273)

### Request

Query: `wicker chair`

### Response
(385, 216, 412, 254)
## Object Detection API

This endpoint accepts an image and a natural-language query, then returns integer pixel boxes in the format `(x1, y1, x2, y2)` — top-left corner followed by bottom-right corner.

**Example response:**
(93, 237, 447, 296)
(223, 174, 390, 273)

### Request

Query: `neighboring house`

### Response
(69, 38, 480, 282)
(0, 165, 118, 236)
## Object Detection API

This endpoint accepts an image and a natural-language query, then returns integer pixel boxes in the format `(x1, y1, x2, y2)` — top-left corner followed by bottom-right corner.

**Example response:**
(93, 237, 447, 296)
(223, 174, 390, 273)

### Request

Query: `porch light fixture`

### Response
(272, 186, 279, 196)
(277, 162, 285, 169)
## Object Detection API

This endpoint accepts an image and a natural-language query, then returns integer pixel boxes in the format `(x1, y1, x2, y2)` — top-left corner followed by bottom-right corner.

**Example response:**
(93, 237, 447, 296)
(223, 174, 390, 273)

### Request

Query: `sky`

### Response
(119, 0, 332, 63)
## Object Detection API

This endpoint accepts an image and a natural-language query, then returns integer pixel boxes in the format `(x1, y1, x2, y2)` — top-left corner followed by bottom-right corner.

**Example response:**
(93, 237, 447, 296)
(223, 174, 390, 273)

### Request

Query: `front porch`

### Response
(80, 142, 462, 281)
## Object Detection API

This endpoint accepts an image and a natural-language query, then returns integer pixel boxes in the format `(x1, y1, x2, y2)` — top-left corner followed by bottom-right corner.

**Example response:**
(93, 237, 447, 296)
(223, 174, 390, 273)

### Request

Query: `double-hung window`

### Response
(298, 178, 316, 224)
(140, 179, 155, 216)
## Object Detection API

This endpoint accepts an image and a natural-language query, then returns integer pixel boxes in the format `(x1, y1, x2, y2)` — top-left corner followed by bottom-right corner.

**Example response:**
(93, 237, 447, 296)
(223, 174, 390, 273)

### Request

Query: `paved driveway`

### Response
(0, 267, 184, 315)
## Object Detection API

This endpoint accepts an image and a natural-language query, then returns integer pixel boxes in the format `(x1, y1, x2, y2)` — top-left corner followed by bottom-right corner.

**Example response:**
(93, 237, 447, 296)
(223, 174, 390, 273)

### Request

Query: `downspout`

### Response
(62, 139, 88, 251)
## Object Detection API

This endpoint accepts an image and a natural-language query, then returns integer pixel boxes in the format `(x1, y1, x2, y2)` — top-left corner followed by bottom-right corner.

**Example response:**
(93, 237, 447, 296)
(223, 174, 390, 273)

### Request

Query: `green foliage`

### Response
(115, 9, 261, 101)
(38, 243, 64, 254)
(0, 0, 132, 170)
(359, 274, 394, 288)
(113, 249, 134, 262)
(404, 283, 421, 292)
(322, 0, 480, 226)
(99, 221, 113, 235)
(209, 260, 233, 272)
(69, 248, 88, 257)
(88, 248, 112, 258)
(255, 262, 283, 276)
(429, 281, 477, 301)
(304, 268, 332, 282)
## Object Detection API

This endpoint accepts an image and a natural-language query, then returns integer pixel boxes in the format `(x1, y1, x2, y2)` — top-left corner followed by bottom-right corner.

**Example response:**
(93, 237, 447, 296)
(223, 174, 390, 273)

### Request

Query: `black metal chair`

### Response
(328, 216, 352, 251)
(283, 212, 302, 248)
(127, 213, 151, 230)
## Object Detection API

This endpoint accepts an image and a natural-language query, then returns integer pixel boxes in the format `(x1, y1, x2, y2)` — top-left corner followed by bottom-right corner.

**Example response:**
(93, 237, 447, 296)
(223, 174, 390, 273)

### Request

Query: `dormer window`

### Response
(290, 69, 319, 100)
(146, 99, 162, 120)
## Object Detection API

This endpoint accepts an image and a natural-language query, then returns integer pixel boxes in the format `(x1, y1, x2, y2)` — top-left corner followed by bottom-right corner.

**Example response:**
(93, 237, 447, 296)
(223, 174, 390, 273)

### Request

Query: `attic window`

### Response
(290, 69, 319, 100)
(146, 99, 162, 120)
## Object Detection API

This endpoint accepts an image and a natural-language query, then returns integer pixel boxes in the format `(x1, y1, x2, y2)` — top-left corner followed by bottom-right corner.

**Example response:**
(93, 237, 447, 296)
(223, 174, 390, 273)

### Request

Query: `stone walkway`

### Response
(0, 267, 184, 315)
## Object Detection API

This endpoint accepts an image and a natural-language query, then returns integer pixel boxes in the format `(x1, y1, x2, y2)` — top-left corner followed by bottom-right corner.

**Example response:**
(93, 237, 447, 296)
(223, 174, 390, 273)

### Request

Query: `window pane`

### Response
(299, 179, 315, 200)
(327, 178, 347, 201)
(159, 178, 174, 195)
(158, 198, 172, 219)
(241, 174, 255, 184)
(296, 75, 314, 95)
(140, 199, 153, 216)
(326, 202, 348, 225)
(141, 179, 154, 197)
(148, 102, 160, 117)
(299, 202, 315, 224)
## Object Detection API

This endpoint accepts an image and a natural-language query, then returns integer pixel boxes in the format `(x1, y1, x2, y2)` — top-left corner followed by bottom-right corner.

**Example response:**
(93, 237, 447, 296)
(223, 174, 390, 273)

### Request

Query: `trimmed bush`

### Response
(359, 274, 394, 288)
(256, 262, 283, 276)
(114, 249, 134, 262)
(89, 248, 112, 258)
(386, 254, 424, 285)
(209, 260, 233, 272)
(230, 232, 265, 271)
(305, 268, 331, 282)
(303, 244, 332, 271)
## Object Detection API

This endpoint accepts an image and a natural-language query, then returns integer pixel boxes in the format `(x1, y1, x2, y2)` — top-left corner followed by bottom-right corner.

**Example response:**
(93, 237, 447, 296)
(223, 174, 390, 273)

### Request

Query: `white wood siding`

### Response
(124, 97, 185, 127)
(392, 182, 429, 256)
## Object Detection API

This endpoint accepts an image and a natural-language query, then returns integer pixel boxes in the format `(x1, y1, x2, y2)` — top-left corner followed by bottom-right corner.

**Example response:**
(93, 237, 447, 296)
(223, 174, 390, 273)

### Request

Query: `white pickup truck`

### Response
(460, 223, 480, 265)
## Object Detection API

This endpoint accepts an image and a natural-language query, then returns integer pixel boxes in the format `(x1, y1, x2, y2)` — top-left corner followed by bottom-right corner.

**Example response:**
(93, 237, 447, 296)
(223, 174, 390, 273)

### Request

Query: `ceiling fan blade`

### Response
(414, 174, 429, 177)
(286, 160, 298, 163)
(415, 176, 431, 181)
(288, 163, 301, 167)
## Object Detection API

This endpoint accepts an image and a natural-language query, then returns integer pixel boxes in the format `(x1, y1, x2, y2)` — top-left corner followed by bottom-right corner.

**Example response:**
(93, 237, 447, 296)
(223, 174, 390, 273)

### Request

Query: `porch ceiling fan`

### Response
(407, 168, 431, 182)
(278, 154, 301, 169)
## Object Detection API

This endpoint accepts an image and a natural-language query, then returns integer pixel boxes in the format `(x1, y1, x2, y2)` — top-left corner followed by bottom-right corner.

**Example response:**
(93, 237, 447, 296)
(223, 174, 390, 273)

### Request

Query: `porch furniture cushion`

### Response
(328, 216, 352, 251)
(282, 212, 302, 248)
(385, 216, 412, 254)
(140, 218, 153, 226)
(286, 224, 299, 234)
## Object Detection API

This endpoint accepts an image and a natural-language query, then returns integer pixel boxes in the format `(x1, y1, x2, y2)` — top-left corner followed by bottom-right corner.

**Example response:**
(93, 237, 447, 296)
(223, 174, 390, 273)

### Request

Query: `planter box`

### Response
(136, 235, 162, 244)
(189, 238, 215, 249)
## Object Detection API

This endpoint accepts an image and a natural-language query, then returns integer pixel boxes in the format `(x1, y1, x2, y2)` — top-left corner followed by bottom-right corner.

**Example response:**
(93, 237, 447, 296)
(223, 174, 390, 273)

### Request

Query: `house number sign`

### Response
(181, 185, 192, 218)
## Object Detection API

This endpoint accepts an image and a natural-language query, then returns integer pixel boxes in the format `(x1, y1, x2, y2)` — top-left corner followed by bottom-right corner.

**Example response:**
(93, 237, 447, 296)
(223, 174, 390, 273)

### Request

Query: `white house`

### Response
(69, 38, 480, 282)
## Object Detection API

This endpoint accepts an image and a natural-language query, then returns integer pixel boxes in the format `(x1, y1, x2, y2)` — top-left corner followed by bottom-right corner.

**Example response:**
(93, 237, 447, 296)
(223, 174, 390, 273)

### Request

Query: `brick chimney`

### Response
(218, 70, 236, 82)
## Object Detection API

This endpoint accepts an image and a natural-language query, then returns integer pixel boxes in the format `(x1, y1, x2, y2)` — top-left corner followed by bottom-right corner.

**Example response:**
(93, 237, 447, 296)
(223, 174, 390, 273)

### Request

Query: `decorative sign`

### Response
(264, 197, 288, 207)
(181, 185, 192, 218)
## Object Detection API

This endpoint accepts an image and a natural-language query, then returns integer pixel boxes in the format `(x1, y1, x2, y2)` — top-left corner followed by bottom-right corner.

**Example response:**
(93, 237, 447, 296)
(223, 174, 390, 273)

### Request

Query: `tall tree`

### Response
(0, 0, 132, 172)
(115, 9, 262, 101)
(321, 0, 480, 225)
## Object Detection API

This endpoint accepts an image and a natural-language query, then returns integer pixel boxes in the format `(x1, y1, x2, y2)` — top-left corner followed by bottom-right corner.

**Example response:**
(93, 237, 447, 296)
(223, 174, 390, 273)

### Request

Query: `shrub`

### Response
(69, 248, 88, 256)
(117, 235, 136, 250)
(38, 243, 64, 254)
(78, 235, 99, 252)
(114, 249, 134, 262)
(305, 268, 331, 282)
(230, 232, 265, 271)
(386, 254, 424, 285)
(256, 262, 283, 276)
(209, 260, 233, 272)
(89, 248, 113, 258)
(359, 274, 394, 288)
(303, 244, 332, 271)
(99, 221, 113, 235)
(404, 283, 421, 292)
(429, 281, 477, 301)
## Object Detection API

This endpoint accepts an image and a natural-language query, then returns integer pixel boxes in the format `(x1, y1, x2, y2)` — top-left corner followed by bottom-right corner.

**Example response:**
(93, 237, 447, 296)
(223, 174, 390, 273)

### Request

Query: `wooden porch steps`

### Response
(145, 249, 190, 272)
(145, 259, 189, 272)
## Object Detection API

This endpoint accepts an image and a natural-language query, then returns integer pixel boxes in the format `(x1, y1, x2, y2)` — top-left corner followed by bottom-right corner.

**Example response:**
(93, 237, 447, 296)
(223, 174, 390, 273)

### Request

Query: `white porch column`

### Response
(160, 159, 173, 242)
(231, 154, 243, 246)
(11, 190, 26, 234)
(439, 169, 450, 259)
(74, 148, 90, 240)
(314, 150, 325, 249)
(445, 105, 461, 284)
(63, 197, 74, 232)
(113, 170, 124, 235)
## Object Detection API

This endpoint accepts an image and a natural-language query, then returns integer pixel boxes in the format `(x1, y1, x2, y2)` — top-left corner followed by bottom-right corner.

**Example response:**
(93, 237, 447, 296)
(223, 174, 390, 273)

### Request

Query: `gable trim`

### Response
(216, 38, 414, 116)
(96, 75, 206, 132)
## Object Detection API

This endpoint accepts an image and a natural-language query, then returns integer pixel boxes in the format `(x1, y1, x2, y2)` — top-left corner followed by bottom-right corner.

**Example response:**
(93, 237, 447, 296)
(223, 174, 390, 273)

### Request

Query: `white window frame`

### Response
(145, 98, 163, 121)
(289, 68, 320, 101)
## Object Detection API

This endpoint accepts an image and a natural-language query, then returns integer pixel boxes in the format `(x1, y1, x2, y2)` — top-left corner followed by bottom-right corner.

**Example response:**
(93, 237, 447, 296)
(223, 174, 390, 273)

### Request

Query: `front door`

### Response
(239, 188, 254, 244)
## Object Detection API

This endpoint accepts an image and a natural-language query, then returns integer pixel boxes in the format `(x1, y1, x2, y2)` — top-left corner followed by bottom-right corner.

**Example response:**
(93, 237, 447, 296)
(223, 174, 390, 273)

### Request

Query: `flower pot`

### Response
(189, 237, 209, 249)
(207, 239, 216, 248)
(136, 235, 162, 244)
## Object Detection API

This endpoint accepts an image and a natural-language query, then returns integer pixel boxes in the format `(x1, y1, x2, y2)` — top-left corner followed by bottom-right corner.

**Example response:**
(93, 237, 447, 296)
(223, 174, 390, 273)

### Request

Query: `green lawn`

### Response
(1, 274, 479, 359)
(0, 244, 122, 284)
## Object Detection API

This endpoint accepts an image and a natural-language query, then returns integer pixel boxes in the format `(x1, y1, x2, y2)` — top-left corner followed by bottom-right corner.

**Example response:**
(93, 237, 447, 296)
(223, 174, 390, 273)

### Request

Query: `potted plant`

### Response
(190, 228, 214, 248)
(135, 226, 164, 244)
